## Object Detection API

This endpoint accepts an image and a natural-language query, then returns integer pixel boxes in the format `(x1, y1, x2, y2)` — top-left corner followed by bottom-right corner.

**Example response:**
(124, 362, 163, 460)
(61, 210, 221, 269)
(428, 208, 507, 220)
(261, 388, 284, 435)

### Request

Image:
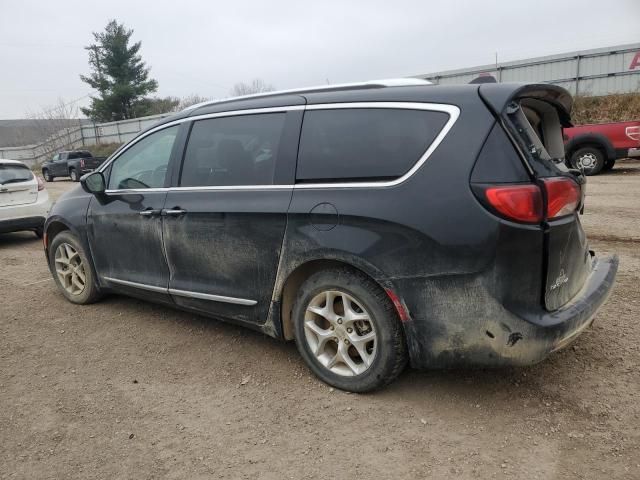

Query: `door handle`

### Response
(162, 208, 187, 216)
(139, 209, 161, 217)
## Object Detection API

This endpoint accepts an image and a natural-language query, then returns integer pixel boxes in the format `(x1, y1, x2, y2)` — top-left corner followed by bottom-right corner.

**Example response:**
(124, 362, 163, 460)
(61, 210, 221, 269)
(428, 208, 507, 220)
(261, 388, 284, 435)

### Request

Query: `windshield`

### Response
(0, 164, 34, 185)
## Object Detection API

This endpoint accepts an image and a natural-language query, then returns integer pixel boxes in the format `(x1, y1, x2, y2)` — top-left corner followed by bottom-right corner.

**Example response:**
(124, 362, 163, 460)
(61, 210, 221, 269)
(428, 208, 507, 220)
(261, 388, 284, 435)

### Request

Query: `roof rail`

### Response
(181, 78, 433, 112)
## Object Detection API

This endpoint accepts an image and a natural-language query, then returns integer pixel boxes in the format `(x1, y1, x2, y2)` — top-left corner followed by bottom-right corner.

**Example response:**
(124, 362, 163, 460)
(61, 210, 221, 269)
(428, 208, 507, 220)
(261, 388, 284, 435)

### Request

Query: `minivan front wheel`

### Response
(293, 268, 407, 392)
(48, 231, 101, 304)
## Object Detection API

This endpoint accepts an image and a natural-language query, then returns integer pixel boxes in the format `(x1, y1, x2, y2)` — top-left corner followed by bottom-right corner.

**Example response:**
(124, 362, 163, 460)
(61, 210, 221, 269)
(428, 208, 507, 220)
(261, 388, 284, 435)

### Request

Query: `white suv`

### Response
(0, 159, 51, 237)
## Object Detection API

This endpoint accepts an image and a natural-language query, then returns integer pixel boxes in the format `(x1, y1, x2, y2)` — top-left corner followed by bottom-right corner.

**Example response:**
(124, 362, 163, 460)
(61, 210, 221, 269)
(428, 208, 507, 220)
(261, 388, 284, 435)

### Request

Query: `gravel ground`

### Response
(1, 163, 639, 479)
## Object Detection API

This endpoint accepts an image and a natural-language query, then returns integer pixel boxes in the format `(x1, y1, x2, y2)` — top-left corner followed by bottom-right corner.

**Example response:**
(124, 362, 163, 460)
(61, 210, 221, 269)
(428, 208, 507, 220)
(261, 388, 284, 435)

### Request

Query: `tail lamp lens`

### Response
(625, 126, 640, 141)
(543, 177, 580, 219)
(484, 185, 543, 223)
(483, 177, 580, 223)
(36, 175, 45, 191)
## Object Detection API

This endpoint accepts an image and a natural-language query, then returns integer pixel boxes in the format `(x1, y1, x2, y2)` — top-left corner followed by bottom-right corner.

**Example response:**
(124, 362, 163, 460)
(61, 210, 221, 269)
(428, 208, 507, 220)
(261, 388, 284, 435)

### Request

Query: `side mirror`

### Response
(80, 171, 106, 195)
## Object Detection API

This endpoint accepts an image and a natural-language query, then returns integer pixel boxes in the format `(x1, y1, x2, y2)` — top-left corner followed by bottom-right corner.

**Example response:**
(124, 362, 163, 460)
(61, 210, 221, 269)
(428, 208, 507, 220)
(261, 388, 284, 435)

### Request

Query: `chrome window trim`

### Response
(296, 102, 458, 189)
(102, 276, 257, 306)
(99, 101, 460, 192)
(97, 106, 305, 175)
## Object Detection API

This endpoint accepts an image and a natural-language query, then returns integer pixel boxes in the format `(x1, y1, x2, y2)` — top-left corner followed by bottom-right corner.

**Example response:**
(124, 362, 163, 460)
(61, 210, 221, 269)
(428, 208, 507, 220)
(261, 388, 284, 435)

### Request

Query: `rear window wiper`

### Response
(0, 178, 31, 185)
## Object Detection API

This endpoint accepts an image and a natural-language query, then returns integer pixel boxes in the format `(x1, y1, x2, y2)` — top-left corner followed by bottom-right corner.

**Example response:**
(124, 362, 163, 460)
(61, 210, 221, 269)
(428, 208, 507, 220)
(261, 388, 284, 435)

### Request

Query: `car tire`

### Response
(34, 227, 43, 239)
(603, 159, 616, 172)
(48, 231, 101, 304)
(69, 169, 79, 182)
(571, 147, 605, 176)
(292, 268, 408, 392)
(42, 169, 53, 182)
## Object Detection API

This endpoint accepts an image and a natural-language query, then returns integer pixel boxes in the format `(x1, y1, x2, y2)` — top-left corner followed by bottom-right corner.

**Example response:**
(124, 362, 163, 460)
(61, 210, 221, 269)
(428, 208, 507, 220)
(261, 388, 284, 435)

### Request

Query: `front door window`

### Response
(108, 126, 179, 190)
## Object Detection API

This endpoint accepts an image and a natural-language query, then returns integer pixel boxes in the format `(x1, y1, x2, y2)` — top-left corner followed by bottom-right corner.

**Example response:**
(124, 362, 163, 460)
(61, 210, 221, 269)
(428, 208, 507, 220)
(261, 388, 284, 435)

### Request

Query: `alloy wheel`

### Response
(304, 290, 377, 377)
(54, 243, 86, 295)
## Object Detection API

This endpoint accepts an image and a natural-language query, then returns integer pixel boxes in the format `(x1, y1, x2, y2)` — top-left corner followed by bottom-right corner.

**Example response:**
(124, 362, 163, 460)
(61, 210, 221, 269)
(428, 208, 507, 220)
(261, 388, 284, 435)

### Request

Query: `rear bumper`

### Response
(0, 215, 45, 234)
(401, 255, 618, 369)
(626, 148, 640, 158)
(0, 191, 51, 234)
(521, 255, 618, 355)
(614, 147, 640, 159)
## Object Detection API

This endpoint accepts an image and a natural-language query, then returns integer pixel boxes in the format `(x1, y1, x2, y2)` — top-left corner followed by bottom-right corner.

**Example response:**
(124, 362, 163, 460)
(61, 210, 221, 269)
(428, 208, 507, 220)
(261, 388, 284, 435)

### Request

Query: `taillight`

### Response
(80, 159, 85, 168)
(542, 177, 580, 219)
(484, 185, 543, 223)
(36, 175, 45, 191)
(481, 177, 580, 224)
(626, 126, 640, 141)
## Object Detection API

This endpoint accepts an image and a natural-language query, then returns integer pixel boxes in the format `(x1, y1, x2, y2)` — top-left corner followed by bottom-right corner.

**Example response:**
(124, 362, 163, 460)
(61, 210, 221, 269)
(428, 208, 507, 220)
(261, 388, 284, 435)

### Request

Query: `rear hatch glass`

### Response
(504, 99, 590, 311)
(0, 164, 37, 207)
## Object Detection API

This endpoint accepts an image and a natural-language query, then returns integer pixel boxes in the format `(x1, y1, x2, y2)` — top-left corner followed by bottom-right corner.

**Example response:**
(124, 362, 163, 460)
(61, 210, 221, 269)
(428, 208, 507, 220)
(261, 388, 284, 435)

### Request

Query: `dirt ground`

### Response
(1, 162, 639, 480)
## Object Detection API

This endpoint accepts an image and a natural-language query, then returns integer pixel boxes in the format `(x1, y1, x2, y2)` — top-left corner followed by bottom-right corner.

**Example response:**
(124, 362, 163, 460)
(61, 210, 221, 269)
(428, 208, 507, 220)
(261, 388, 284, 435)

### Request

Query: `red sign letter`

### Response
(630, 52, 640, 70)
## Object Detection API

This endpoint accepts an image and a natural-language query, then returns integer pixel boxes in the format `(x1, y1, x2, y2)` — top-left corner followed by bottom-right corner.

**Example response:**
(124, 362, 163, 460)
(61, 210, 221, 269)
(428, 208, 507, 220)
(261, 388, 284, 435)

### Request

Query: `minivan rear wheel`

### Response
(48, 231, 101, 304)
(293, 268, 407, 392)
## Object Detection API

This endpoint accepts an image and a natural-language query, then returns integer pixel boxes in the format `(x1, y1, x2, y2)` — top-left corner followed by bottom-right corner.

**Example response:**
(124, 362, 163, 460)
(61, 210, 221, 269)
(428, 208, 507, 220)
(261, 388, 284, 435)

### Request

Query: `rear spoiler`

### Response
(478, 83, 574, 127)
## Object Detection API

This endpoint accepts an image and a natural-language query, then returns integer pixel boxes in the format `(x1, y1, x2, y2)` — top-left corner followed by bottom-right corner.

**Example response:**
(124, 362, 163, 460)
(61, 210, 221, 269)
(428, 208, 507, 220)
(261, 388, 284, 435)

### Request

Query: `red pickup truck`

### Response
(564, 120, 640, 175)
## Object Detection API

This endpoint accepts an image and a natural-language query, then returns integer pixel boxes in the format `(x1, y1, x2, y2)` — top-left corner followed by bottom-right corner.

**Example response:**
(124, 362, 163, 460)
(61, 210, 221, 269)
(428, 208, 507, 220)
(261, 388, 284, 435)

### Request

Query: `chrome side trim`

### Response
(99, 101, 460, 192)
(167, 184, 293, 192)
(102, 276, 257, 306)
(103, 276, 168, 293)
(168, 288, 257, 306)
(105, 188, 169, 194)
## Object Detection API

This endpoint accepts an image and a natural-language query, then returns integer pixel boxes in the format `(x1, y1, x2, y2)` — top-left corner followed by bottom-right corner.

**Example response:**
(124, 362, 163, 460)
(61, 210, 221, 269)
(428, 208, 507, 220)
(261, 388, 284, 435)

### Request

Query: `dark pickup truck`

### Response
(41, 151, 106, 182)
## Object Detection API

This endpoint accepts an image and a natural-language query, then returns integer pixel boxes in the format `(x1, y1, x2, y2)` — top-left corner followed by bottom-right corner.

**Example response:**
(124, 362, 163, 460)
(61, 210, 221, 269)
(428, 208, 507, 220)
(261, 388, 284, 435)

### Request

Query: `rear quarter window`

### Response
(296, 108, 449, 182)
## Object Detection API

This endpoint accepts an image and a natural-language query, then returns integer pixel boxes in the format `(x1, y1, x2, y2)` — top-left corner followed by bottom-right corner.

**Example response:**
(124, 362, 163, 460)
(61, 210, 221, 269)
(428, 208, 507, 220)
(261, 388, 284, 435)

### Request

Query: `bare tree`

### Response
(26, 98, 86, 164)
(230, 79, 275, 97)
(177, 94, 212, 110)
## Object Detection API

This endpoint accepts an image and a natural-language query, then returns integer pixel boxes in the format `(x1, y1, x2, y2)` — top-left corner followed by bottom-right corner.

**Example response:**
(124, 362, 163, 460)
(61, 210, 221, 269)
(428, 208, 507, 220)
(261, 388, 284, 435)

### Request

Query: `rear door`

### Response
(162, 108, 302, 325)
(0, 163, 37, 208)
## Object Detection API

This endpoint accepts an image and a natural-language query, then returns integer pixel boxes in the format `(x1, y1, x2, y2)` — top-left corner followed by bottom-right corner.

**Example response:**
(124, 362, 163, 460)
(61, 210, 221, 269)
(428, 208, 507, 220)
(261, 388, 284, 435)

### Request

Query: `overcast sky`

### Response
(0, 0, 638, 118)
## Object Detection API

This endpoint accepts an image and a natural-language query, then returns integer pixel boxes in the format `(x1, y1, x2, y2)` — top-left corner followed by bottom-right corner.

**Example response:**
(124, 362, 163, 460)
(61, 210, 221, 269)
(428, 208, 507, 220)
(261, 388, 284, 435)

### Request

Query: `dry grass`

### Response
(572, 92, 640, 125)
(88, 142, 122, 158)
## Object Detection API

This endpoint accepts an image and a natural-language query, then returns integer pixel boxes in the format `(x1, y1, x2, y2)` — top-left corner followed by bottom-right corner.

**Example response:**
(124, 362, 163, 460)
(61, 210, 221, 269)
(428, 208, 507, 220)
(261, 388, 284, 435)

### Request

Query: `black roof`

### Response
(147, 82, 572, 132)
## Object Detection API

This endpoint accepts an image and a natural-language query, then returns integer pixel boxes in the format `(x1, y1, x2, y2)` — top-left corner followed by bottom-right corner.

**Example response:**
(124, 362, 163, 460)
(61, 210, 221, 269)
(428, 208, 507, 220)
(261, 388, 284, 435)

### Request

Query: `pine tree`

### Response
(80, 20, 158, 122)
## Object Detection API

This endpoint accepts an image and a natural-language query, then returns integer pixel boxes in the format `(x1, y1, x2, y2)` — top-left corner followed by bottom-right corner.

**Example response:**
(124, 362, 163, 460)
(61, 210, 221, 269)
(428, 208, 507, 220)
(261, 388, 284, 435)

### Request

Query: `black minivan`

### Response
(44, 79, 617, 392)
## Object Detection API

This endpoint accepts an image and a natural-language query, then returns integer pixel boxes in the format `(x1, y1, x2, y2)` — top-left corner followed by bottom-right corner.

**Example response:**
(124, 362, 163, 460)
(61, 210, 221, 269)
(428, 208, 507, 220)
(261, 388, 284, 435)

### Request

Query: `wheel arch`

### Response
(565, 133, 615, 161)
(44, 219, 71, 248)
(277, 256, 409, 341)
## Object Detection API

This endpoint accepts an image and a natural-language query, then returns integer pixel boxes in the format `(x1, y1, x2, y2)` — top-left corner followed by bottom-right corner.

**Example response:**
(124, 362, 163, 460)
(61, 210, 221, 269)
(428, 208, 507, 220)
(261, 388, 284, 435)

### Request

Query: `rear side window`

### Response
(296, 108, 449, 182)
(0, 164, 33, 185)
(180, 113, 286, 187)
